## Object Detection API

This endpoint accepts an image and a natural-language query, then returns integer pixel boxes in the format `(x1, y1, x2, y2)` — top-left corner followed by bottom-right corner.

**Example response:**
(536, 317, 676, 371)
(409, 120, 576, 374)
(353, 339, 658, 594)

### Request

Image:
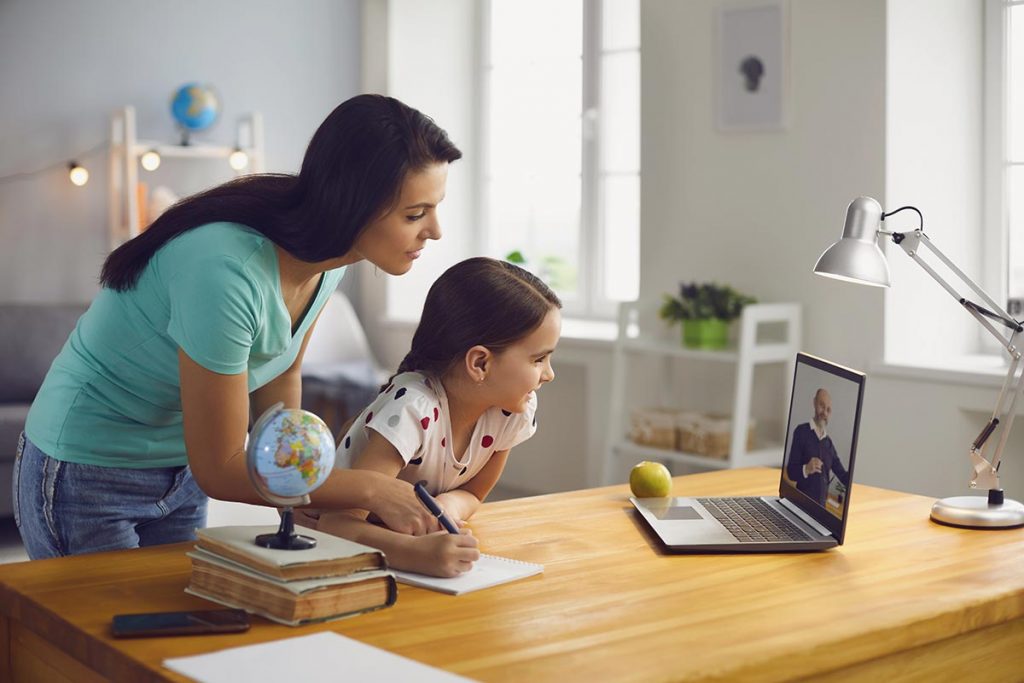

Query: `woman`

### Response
(15, 94, 461, 558)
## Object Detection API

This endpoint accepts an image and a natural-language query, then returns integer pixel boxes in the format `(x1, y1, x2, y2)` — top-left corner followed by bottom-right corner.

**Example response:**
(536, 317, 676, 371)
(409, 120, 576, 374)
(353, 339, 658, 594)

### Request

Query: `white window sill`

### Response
(872, 354, 1014, 389)
(377, 316, 618, 349)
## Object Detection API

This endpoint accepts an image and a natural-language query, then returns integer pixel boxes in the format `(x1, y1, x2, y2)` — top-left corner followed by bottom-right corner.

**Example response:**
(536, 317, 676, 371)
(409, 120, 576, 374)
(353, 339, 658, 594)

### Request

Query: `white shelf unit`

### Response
(108, 105, 265, 249)
(603, 301, 802, 484)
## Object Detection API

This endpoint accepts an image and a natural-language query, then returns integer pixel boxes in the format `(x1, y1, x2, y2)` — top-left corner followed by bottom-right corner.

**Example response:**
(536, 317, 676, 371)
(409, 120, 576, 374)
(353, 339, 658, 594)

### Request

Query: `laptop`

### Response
(630, 352, 866, 552)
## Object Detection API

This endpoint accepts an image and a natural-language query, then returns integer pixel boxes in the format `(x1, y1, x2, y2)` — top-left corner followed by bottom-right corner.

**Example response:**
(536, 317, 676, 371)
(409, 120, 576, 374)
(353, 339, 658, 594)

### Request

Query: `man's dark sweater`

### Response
(785, 422, 849, 506)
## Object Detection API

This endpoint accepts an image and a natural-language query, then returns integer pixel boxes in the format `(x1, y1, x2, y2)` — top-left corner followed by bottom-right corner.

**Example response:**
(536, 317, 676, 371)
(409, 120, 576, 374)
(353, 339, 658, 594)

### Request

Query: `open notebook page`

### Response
(393, 554, 543, 595)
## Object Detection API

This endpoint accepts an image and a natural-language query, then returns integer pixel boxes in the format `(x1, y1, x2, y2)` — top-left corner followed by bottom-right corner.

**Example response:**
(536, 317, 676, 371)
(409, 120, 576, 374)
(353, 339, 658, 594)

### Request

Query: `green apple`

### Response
(629, 460, 672, 498)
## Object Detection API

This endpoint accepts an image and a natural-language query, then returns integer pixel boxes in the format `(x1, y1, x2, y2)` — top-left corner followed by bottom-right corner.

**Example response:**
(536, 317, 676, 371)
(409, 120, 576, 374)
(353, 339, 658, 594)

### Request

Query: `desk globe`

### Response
(247, 403, 335, 550)
(170, 82, 220, 145)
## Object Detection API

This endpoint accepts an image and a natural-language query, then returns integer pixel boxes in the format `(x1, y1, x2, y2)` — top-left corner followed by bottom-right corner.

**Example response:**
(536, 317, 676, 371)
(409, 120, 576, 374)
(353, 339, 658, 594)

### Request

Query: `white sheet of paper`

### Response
(163, 632, 475, 683)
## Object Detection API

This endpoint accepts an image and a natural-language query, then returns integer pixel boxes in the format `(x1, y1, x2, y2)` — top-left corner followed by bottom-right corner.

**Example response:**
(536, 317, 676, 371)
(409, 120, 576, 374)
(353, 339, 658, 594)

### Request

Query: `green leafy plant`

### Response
(504, 250, 576, 293)
(658, 282, 757, 324)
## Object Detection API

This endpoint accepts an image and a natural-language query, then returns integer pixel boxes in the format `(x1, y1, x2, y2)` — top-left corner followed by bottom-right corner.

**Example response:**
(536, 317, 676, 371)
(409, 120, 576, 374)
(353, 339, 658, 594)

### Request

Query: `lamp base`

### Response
(930, 495, 1024, 529)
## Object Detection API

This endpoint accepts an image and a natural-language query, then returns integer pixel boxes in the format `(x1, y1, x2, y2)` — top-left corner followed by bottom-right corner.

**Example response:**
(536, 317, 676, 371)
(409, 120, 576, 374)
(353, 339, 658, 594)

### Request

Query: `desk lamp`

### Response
(813, 196, 1024, 529)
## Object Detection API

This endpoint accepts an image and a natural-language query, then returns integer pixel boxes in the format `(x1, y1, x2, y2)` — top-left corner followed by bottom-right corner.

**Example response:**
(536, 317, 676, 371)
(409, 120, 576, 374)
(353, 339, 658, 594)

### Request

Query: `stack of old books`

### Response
(186, 525, 397, 626)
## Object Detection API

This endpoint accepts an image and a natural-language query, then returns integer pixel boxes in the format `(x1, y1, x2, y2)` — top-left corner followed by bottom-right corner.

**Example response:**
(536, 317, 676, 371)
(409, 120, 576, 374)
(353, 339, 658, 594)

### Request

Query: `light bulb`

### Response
(140, 150, 161, 171)
(68, 162, 89, 187)
(228, 149, 249, 171)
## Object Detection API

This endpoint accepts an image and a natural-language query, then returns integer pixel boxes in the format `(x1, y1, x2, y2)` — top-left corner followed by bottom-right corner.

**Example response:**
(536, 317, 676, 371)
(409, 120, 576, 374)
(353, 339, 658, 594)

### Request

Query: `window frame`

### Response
(983, 0, 1009, 318)
(477, 0, 639, 320)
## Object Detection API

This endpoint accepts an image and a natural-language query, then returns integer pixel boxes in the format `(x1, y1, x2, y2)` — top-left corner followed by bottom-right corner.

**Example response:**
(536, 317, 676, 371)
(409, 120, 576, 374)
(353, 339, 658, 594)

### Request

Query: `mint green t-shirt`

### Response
(25, 222, 345, 468)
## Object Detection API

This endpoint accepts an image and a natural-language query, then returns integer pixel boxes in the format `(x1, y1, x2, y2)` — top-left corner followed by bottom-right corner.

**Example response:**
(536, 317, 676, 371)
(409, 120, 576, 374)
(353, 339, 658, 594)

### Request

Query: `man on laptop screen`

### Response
(630, 353, 865, 553)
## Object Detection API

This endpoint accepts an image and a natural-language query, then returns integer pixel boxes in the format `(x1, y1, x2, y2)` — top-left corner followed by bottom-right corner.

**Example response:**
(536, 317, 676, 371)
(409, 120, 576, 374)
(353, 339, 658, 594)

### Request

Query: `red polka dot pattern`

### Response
(420, 416, 430, 430)
(433, 407, 439, 421)
(441, 437, 447, 448)
(365, 412, 373, 424)
(481, 435, 494, 448)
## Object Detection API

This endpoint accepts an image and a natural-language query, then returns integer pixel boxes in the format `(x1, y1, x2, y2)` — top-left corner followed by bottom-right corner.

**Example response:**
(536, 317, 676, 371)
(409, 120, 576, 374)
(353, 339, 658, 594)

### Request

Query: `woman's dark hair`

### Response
(388, 257, 562, 388)
(100, 94, 462, 291)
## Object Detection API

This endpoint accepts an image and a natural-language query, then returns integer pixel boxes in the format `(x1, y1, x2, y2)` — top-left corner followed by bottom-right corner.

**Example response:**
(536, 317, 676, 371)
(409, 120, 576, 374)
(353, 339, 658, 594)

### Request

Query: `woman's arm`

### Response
(435, 450, 510, 524)
(178, 349, 435, 534)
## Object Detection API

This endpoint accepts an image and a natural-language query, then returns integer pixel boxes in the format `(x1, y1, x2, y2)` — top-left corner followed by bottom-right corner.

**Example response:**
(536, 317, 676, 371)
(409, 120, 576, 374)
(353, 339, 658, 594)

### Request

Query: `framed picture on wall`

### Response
(715, 0, 788, 132)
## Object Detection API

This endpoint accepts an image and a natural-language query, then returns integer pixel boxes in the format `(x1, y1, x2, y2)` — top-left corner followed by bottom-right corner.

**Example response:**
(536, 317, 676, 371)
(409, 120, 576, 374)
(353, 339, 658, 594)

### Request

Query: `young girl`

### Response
(312, 257, 561, 577)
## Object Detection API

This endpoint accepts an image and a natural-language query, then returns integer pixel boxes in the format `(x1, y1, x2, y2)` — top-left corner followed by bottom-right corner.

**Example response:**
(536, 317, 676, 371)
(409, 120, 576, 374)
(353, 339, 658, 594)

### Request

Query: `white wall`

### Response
(0, 0, 362, 304)
(641, 0, 887, 368)
(506, 0, 1021, 503)
(354, 0, 479, 373)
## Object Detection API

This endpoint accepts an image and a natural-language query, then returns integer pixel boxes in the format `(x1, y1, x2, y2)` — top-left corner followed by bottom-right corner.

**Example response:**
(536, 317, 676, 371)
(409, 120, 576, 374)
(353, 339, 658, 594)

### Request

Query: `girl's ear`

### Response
(465, 345, 492, 383)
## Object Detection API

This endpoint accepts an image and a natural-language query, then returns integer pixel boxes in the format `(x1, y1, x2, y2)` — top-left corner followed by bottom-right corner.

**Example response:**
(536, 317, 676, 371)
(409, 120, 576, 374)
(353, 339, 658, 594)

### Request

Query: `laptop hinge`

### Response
(778, 498, 832, 537)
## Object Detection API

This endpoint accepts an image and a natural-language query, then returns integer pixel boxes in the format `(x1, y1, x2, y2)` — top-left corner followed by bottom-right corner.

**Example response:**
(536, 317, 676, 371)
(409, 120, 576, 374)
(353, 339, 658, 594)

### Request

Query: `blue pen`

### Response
(413, 481, 460, 534)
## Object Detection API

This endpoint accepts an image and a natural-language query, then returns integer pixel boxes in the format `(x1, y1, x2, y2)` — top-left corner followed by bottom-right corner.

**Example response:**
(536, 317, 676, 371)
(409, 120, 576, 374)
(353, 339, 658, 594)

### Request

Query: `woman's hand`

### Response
(368, 474, 440, 536)
(401, 530, 480, 578)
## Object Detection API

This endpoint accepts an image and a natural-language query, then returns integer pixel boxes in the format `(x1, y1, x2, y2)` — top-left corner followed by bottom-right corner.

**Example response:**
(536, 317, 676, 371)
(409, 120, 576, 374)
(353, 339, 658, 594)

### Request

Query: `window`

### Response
(991, 1, 1024, 312)
(481, 0, 640, 318)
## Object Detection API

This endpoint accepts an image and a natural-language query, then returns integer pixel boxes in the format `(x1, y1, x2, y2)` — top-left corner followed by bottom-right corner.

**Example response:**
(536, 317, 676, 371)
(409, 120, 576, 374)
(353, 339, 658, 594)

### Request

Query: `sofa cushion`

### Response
(0, 404, 30, 464)
(0, 304, 88, 403)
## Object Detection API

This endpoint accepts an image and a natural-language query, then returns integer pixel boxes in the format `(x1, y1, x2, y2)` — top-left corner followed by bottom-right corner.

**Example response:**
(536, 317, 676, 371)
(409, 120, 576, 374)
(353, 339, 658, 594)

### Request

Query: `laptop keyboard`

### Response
(696, 497, 813, 543)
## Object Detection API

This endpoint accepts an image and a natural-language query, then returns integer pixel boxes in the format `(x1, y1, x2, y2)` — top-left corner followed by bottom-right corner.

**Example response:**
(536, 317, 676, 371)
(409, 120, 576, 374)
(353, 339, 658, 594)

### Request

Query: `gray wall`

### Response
(0, 0, 362, 303)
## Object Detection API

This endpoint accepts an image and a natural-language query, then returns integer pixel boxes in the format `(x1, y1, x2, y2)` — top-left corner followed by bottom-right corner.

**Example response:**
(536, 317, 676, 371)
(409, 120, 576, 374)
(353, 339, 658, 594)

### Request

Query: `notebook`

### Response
(631, 352, 866, 552)
(393, 554, 543, 595)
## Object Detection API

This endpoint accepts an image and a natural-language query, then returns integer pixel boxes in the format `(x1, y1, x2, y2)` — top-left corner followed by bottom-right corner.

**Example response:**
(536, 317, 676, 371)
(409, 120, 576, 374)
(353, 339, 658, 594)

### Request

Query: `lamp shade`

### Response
(813, 196, 890, 287)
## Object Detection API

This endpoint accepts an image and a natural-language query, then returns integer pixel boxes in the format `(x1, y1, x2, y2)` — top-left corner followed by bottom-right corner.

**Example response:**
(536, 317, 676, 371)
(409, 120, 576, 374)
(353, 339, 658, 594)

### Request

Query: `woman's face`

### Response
(351, 162, 449, 275)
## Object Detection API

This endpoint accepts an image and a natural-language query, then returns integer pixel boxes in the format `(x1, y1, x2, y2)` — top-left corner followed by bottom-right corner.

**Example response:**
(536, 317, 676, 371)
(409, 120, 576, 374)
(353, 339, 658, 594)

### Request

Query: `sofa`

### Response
(0, 303, 89, 517)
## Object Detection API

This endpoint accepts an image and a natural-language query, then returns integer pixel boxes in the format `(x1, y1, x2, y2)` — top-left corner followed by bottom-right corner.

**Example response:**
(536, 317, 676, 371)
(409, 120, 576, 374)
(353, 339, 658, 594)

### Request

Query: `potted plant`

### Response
(658, 282, 757, 349)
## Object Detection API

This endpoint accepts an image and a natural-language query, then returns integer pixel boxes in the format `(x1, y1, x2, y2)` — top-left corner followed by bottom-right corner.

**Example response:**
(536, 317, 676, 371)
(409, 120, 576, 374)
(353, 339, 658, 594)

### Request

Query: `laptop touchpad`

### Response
(654, 506, 703, 521)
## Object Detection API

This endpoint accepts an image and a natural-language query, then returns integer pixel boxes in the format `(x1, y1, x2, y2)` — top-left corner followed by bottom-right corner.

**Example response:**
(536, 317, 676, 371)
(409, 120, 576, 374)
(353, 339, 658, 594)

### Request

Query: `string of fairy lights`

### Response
(0, 143, 106, 188)
(0, 144, 250, 188)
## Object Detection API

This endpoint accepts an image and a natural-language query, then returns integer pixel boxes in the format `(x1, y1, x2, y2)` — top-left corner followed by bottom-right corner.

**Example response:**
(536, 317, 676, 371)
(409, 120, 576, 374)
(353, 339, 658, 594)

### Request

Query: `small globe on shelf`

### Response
(246, 403, 335, 550)
(170, 83, 220, 146)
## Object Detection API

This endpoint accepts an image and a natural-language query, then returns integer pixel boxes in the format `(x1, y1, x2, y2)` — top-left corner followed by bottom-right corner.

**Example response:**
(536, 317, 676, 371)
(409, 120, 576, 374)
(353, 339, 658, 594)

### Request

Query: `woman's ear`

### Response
(464, 345, 491, 383)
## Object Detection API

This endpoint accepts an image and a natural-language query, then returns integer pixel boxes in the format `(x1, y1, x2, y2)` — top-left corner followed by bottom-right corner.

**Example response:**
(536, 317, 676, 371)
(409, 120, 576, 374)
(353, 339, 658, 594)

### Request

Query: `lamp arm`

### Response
(892, 230, 1022, 351)
(885, 228, 1024, 490)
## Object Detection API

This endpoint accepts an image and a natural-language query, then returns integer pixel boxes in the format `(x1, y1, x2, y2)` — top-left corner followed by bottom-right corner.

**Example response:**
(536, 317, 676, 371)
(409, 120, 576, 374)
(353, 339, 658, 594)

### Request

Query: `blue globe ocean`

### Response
(249, 409, 334, 499)
(171, 83, 220, 131)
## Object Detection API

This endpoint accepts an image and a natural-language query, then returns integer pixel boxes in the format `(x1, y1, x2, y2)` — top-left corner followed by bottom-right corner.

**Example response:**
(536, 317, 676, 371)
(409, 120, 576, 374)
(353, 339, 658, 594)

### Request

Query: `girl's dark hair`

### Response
(388, 257, 562, 388)
(100, 94, 462, 291)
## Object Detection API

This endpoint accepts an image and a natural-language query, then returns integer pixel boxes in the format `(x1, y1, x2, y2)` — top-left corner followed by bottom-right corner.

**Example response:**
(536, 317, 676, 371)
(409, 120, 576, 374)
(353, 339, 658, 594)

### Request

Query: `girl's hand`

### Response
(369, 475, 439, 536)
(403, 530, 480, 578)
(434, 492, 469, 527)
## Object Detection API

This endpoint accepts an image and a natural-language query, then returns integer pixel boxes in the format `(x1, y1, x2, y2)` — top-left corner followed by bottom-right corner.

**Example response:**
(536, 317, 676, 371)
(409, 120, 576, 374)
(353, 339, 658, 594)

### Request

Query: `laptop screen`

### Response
(778, 352, 865, 543)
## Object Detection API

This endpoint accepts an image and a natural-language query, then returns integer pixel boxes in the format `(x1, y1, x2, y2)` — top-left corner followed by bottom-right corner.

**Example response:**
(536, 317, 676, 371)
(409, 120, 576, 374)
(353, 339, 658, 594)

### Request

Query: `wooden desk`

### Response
(3, 468, 1024, 682)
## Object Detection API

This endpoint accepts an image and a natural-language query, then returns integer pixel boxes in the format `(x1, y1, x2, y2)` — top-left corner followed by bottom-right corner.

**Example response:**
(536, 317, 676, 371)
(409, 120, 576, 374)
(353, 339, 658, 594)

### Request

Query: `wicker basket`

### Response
(629, 408, 678, 450)
(677, 413, 755, 459)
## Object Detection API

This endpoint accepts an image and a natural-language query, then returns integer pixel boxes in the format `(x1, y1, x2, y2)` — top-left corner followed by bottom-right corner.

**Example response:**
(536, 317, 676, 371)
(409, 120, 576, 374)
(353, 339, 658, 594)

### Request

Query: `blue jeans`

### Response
(13, 433, 208, 559)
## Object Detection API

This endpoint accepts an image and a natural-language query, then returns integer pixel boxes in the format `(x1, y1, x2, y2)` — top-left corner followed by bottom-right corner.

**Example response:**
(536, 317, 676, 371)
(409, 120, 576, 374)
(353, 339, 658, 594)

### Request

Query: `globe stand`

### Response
(255, 506, 317, 550)
(246, 401, 336, 553)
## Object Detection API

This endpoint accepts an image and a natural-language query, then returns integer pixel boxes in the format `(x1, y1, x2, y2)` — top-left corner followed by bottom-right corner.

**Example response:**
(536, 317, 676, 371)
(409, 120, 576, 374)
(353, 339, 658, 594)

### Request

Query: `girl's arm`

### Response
(435, 449, 510, 524)
(179, 347, 435, 535)
(317, 430, 480, 576)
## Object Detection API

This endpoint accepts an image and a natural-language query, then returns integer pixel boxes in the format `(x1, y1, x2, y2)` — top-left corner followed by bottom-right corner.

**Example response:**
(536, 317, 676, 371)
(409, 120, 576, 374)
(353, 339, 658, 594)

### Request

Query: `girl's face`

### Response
(484, 307, 561, 413)
(351, 162, 449, 275)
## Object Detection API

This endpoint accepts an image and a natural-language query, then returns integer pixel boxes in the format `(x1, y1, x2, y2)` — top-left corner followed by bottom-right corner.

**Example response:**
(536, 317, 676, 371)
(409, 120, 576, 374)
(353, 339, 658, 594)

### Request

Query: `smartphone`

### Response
(111, 608, 250, 638)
